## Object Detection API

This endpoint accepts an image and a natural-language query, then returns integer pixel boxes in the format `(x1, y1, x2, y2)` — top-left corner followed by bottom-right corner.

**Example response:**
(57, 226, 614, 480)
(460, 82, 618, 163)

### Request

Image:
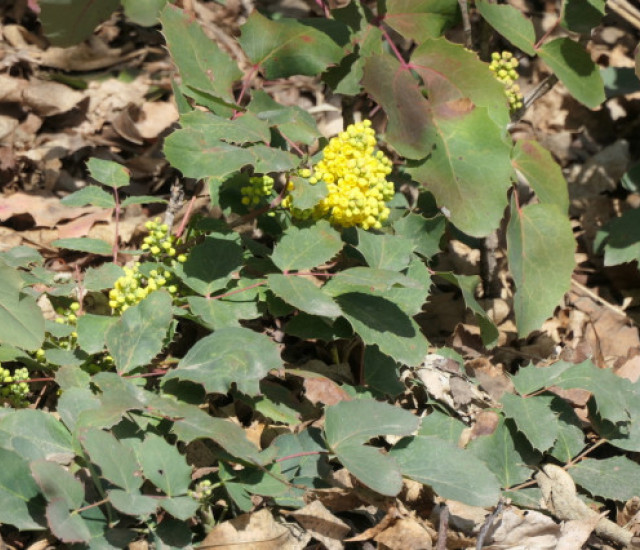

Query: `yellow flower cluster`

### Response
(241, 175, 274, 207)
(489, 51, 523, 112)
(108, 218, 186, 313)
(283, 120, 394, 230)
(0, 365, 29, 406)
(53, 301, 80, 346)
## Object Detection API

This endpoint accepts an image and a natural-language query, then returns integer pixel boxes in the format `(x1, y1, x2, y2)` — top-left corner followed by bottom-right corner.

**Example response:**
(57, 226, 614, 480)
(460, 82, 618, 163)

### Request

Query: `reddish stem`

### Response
(233, 64, 259, 119)
(176, 194, 198, 239)
(112, 187, 121, 265)
(275, 450, 328, 462)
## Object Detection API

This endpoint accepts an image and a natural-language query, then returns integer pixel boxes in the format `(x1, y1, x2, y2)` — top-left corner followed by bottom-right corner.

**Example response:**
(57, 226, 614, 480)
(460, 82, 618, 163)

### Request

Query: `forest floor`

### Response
(2, 0, 640, 548)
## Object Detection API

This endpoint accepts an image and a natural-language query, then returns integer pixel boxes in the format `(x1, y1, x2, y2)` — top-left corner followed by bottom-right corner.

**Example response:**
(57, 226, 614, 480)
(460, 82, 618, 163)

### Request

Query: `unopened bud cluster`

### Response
(283, 120, 394, 230)
(52, 301, 80, 349)
(241, 175, 274, 206)
(188, 479, 214, 502)
(109, 218, 186, 313)
(0, 365, 29, 406)
(489, 51, 523, 112)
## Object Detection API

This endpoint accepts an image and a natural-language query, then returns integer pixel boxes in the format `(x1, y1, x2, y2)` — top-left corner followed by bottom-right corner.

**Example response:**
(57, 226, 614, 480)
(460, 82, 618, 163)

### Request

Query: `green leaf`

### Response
(596, 207, 640, 266)
(87, 158, 130, 189)
(140, 435, 192, 497)
(160, 4, 241, 111)
(83, 263, 125, 291)
(385, 0, 460, 42)
(355, 229, 414, 271)
(105, 291, 173, 374)
(122, 0, 167, 26)
(239, 12, 344, 78)
(325, 399, 420, 496)
(162, 327, 282, 396)
(363, 346, 405, 397)
(512, 140, 570, 212)
(323, 267, 422, 294)
(468, 417, 538, 488)
(175, 235, 244, 295)
(0, 261, 44, 351)
(163, 129, 297, 181)
(55, 365, 90, 391)
(31, 460, 84, 509)
(188, 296, 258, 330)
(383, 257, 432, 317)
(61, 186, 115, 208)
(0, 448, 45, 530)
(391, 436, 502, 506)
(39, 0, 120, 46)
(537, 37, 605, 109)
(418, 410, 464, 444)
(0, 245, 42, 268)
(56, 388, 101, 433)
(476, 1, 536, 56)
(120, 195, 168, 207)
(571, 456, 640, 502)
(561, 0, 605, 34)
(336, 292, 428, 366)
(46, 499, 91, 543)
(273, 428, 329, 480)
(549, 398, 585, 462)
(271, 221, 343, 272)
(248, 90, 321, 145)
(506, 201, 575, 336)
(511, 362, 572, 395)
(267, 274, 342, 318)
(52, 237, 113, 256)
(0, 409, 73, 462)
(393, 214, 445, 259)
(500, 393, 558, 453)
(436, 272, 499, 348)
(287, 176, 328, 210)
(160, 496, 199, 520)
(76, 314, 116, 354)
(109, 489, 158, 517)
(82, 429, 142, 491)
(178, 110, 270, 143)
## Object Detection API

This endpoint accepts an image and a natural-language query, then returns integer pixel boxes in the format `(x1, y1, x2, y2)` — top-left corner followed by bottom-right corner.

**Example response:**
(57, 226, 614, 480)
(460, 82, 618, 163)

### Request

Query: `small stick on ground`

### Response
(436, 505, 449, 550)
(476, 498, 505, 549)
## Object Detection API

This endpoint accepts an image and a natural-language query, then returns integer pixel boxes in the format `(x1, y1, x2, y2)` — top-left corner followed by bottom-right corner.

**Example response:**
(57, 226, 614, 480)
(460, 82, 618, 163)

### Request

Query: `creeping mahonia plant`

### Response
(489, 51, 524, 112)
(240, 174, 275, 206)
(109, 218, 185, 313)
(0, 365, 30, 407)
(283, 120, 394, 230)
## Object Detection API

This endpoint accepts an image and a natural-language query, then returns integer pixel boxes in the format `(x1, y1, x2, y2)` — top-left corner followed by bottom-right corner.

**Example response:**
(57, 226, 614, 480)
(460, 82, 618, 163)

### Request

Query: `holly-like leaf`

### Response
(501, 393, 559, 453)
(160, 4, 241, 112)
(105, 291, 173, 374)
(162, 326, 282, 396)
(571, 456, 640, 502)
(325, 399, 419, 496)
(108, 489, 158, 517)
(0, 409, 73, 462)
(507, 201, 575, 336)
(468, 417, 539, 488)
(335, 292, 428, 366)
(596, 207, 640, 266)
(393, 213, 446, 259)
(286, 176, 328, 210)
(0, 448, 46, 530)
(76, 314, 116, 354)
(538, 37, 605, 109)
(160, 496, 199, 520)
(52, 238, 113, 256)
(271, 221, 343, 272)
(188, 296, 258, 330)
(81, 429, 142, 491)
(56, 388, 101, 433)
(86, 158, 130, 189)
(363, 346, 405, 397)
(418, 410, 465, 444)
(175, 234, 244, 295)
(267, 274, 342, 318)
(549, 398, 585, 462)
(476, 1, 536, 55)
(120, 195, 168, 207)
(122, 0, 166, 27)
(46, 499, 91, 543)
(355, 229, 414, 271)
(83, 263, 125, 291)
(61, 186, 115, 208)
(391, 436, 502, 506)
(139, 435, 191, 498)
(512, 140, 569, 212)
(0, 261, 44, 351)
(176, 110, 271, 144)
(39, 0, 120, 46)
(31, 461, 84, 509)
(239, 11, 344, 78)
(561, 0, 605, 34)
(324, 267, 422, 295)
(385, 0, 460, 43)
